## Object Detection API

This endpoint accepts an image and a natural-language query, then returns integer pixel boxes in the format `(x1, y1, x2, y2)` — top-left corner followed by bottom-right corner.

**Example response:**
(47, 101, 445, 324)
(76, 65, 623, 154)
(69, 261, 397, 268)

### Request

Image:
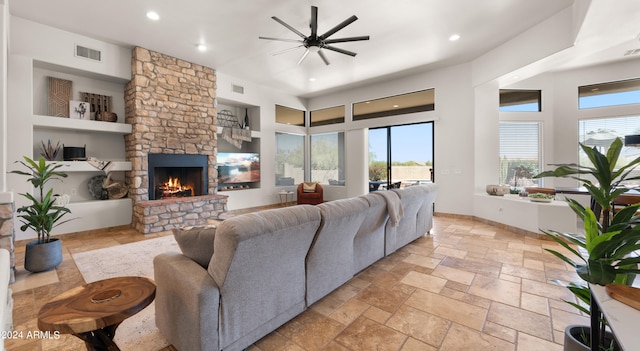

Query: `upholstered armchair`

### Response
(297, 182, 324, 205)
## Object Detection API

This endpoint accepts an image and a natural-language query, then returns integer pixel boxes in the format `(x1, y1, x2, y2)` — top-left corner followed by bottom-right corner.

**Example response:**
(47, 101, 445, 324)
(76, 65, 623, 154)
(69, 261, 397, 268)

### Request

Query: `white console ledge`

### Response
(590, 284, 640, 351)
(473, 193, 578, 235)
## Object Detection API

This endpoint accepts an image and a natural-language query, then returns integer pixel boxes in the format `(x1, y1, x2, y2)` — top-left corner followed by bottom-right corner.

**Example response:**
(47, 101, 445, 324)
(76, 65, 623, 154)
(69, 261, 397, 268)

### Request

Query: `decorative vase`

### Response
(563, 325, 619, 351)
(24, 238, 63, 273)
(243, 108, 249, 129)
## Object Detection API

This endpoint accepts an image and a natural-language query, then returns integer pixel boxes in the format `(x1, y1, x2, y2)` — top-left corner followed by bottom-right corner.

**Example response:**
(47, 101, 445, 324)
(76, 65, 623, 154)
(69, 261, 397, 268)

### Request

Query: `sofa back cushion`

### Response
(390, 184, 438, 251)
(354, 194, 390, 273)
(208, 205, 321, 348)
(306, 197, 369, 305)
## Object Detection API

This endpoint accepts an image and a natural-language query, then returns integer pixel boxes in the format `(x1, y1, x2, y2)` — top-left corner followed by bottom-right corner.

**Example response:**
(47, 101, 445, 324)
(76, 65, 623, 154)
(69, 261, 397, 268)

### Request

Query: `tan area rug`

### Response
(72, 235, 179, 351)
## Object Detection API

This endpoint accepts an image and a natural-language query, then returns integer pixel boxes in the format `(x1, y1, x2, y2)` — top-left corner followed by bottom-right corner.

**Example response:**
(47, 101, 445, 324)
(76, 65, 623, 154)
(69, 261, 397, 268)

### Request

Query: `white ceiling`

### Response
(8, 0, 640, 98)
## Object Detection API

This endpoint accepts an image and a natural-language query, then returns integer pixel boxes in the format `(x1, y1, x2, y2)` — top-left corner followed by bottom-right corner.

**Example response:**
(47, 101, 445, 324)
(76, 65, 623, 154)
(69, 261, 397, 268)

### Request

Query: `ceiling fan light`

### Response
(309, 46, 320, 53)
(146, 11, 160, 21)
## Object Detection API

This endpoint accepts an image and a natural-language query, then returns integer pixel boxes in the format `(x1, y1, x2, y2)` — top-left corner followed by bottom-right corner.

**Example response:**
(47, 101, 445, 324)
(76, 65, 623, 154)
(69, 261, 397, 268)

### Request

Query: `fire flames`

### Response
(158, 177, 193, 198)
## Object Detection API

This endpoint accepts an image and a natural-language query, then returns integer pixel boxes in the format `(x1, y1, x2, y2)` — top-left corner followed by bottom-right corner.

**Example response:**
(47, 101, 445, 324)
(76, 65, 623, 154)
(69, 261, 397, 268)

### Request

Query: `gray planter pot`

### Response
(24, 238, 63, 273)
(564, 325, 619, 351)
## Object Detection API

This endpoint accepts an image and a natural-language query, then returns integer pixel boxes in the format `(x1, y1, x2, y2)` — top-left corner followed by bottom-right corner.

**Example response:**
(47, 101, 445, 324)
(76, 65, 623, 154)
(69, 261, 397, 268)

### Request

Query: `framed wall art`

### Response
(69, 100, 90, 120)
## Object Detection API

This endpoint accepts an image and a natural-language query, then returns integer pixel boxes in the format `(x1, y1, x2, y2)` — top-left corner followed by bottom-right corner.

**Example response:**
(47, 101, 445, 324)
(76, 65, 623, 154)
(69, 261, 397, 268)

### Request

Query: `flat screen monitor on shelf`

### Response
(217, 152, 260, 186)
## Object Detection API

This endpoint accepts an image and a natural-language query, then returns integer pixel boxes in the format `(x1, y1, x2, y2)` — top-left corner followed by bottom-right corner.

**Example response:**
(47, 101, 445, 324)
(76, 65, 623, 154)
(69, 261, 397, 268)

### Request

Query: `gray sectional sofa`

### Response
(154, 184, 437, 351)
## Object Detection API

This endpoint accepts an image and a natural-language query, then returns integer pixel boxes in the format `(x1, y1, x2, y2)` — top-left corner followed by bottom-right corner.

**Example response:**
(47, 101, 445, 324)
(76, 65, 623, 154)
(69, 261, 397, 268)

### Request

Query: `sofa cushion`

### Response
(172, 225, 217, 268)
(208, 205, 322, 350)
(306, 197, 369, 305)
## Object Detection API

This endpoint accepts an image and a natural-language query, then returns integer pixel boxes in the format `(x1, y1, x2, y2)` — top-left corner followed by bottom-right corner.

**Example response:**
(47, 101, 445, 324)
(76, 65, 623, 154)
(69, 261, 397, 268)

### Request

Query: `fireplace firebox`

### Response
(148, 154, 208, 200)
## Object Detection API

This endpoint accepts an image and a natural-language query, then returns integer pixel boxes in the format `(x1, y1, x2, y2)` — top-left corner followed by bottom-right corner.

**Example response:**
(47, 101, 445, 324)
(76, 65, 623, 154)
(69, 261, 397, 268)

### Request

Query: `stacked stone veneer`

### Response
(0, 201, 15, 283)
(125, 47, 227, 233)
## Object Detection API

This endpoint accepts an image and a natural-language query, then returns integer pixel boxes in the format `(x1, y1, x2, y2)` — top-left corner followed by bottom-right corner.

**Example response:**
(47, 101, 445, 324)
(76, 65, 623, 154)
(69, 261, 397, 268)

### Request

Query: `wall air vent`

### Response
(232, 84, 245, 94)
(75, 44, 102, 62)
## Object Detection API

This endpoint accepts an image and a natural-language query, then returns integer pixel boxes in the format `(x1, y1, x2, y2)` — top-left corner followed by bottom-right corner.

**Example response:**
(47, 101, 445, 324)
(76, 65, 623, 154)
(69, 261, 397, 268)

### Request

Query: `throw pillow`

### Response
(172, 225, 217, 268)
(303, 182, 317, 193)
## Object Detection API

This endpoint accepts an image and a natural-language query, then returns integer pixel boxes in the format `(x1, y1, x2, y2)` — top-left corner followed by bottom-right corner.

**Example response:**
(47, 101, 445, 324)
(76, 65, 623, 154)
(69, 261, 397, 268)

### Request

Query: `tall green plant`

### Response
(534, 138, 640, 348)
(10, 156, 72, 243)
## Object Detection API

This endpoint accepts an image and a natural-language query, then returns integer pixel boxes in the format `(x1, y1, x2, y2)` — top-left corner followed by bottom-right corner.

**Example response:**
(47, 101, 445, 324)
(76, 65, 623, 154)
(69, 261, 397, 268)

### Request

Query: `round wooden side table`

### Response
(37, 276, 156, 351)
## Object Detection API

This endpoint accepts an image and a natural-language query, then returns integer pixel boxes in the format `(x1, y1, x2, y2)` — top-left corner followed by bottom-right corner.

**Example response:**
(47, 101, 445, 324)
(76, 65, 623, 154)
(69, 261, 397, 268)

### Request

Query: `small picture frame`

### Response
(69, 100, 90, 120)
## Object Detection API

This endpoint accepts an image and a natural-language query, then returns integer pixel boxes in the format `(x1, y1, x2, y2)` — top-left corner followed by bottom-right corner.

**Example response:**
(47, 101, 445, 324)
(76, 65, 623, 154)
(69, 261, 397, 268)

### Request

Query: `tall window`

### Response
(579, 78, 640, 109)
(499, 89, 542, 112)
(275, 132, 304, 186)
(368, 122, 434, 191)
(310, 132, 345, 185)
(578, 116, 640, 186)
(499, 122, 542, 187)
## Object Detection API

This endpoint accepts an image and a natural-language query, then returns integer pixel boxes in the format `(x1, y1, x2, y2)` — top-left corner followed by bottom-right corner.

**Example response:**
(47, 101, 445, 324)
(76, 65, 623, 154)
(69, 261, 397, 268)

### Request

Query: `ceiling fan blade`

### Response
(324, 36, 370, 44)
(271, 16, 307, 39)
(259, 36, 303, 44)
(323, 45, 357, 57)
(318, 49, 330, 65)
(297, 48, 311, 65)
(320, 15, 358, 40)
(310, 6, 318, 37)
(272, 45, 304, 56)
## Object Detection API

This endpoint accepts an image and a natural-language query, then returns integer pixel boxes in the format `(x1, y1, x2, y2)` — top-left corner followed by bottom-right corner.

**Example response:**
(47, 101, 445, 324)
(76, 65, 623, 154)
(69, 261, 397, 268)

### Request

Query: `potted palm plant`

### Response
(10, 156, 73, 272)
(534, 138, 640, 350)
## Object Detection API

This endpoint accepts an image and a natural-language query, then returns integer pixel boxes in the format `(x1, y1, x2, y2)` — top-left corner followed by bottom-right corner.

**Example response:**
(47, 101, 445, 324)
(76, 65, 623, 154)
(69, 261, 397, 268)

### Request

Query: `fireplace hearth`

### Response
(148, 154, 208, 200)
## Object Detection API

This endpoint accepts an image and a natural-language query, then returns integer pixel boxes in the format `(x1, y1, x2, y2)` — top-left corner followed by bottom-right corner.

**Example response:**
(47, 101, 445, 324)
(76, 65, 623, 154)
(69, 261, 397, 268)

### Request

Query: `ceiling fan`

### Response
(259, 6, 370, 65)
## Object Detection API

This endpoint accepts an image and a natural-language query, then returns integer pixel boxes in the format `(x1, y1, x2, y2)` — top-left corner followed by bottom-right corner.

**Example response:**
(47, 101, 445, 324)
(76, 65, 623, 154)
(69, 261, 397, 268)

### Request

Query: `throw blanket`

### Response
(372, 190, 404, 226)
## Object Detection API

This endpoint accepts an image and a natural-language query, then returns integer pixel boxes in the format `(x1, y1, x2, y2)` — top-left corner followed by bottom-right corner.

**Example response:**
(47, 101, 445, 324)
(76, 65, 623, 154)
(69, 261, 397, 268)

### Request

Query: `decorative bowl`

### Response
(486, 185, 509, 196)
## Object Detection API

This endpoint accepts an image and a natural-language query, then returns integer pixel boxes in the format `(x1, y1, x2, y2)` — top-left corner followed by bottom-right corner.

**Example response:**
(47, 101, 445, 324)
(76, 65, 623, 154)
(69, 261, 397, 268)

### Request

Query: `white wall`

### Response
(0, 0, 7, 195)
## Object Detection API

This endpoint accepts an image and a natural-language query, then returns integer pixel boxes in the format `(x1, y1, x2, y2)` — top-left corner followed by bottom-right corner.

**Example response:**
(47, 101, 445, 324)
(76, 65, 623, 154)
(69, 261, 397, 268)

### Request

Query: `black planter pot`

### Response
(564, 325, 620, 351)
(24, 238, 63, 273)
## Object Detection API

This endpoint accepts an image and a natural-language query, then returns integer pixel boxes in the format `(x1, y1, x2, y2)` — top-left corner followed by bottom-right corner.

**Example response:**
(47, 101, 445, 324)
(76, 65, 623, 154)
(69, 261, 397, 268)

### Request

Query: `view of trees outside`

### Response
(368, 123, 434, 188)
(310, 132, 344, 184)
(275, 132, 304, 185)
(499, 158, 538, 188)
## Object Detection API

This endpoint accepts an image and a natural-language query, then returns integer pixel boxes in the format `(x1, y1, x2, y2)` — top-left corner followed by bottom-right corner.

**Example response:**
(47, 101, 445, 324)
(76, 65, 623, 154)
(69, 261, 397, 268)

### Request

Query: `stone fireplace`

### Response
(125, 47, 227, 233)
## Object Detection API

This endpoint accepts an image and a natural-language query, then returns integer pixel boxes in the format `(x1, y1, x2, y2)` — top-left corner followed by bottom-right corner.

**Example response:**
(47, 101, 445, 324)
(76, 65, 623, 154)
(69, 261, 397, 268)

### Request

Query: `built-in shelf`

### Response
(33, 115, 132, 134)
(53, 198, 133, 235)
(216, 126, 260, 138)
(47, 160, 131, 172)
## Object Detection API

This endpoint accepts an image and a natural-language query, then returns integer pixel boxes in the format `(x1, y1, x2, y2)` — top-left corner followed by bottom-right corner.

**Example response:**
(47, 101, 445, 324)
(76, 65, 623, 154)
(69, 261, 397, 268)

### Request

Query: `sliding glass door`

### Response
(368, 122, 434, 191)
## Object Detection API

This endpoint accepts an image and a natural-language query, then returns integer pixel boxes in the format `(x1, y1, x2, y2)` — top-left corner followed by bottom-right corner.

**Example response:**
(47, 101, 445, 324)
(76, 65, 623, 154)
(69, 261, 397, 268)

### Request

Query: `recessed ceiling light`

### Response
(146, 11, 160, 21)
(449, 34, 460, 41)
(393, 104, 399, 108)
(197, 44, 207, 52)
(309, 77, 316, 82)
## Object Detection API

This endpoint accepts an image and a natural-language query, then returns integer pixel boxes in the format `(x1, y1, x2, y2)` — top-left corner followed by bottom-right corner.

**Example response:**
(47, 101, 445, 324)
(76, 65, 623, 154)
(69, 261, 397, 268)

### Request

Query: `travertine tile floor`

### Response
(6, 214, 589, 351)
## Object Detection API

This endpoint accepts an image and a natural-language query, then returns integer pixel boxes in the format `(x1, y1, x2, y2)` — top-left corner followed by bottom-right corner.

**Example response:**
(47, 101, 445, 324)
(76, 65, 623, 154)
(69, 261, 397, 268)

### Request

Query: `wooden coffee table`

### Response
(37, 276, 156, 351)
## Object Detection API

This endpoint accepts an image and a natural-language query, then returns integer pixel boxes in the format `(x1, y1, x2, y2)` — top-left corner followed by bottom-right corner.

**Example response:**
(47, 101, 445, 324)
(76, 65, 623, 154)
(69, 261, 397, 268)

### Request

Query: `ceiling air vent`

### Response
(232, 84, 244, 94)
(75, 44, 102, 62)
(624, 48, 640, 56)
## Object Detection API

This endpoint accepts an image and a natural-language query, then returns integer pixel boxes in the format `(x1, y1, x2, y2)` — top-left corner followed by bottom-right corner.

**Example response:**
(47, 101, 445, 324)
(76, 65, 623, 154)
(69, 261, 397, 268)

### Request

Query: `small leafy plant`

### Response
(10, 156, 73, 243)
